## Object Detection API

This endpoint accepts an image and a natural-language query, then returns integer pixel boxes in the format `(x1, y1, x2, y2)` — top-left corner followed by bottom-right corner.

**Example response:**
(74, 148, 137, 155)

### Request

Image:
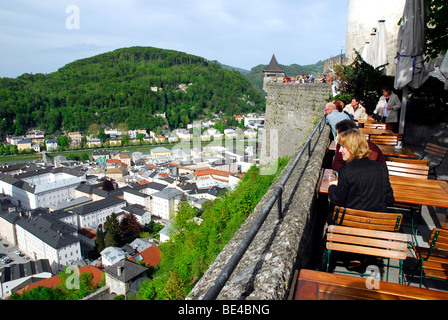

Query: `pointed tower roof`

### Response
(263, 54, 285, 73)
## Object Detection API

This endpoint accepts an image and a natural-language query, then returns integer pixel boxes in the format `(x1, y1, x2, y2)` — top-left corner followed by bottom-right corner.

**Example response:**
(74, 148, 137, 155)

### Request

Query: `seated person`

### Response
(343, 97, 368, 120)
(328, 129, 394, 212)
(332, 120, 386, 172)
(324, 102, 350, 139)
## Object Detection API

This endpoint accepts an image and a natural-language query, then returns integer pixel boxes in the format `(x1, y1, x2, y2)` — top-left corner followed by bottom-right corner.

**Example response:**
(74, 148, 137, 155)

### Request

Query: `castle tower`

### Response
(345, 0, 406, 76)
(263, 54, 285, 91)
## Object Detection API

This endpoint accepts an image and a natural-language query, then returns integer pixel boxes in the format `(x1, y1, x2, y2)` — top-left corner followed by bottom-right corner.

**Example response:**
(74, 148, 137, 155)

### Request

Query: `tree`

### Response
(102, 179, 114, 191)
(96, 227, 106, 253)
(425, 0, 448, 60)
(104, 213, 123, 247)
(120, 212, 142, 243)
(117, 123, 129, 135)
(88, 123, 101, 136)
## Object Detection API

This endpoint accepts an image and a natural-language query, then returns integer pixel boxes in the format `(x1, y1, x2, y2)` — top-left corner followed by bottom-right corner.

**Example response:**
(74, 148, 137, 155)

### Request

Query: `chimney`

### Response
(117, 266, 122, 277)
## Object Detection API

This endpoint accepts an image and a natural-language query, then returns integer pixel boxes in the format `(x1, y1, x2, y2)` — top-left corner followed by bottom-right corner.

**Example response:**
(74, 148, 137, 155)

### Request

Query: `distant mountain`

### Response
(217, 62, 250, 75)
(0, 47, 266, 136)
(245, 60, 326, 93)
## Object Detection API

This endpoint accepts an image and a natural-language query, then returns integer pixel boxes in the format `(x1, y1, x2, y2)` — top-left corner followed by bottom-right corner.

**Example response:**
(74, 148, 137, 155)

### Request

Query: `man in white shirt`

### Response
(343, 97, 368, 120)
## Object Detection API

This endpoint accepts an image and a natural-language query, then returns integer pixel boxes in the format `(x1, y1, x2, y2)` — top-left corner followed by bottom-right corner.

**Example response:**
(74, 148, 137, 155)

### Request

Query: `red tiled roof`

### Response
(78, 228, 97, 241)
(128, 246, 161, 267)
(139, 180, 150, 185)
(17, 265, 104, 294)
(107, 159, 122, 163)
(193, 169, 234, 178)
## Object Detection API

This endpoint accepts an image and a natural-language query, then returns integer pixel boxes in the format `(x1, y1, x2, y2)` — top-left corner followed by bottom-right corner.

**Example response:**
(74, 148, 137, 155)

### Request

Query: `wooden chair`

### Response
(362, 123, 394, 130)
(388, 157, 430, 166)
(386, 159, 430, 244)
(370, 134, 403, 146)
(419, 143, 448, 179)
(294, 269, 448, 300)
(412, 228, 448, 287)
(332, 206, 403, 232)
(386, 160, 430, 180)
(325, 225, 409, 283)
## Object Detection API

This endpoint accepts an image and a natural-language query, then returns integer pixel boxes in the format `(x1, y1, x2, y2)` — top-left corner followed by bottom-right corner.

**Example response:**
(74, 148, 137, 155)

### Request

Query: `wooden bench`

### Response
(325, 225, 409, 282)
(412, 228, 448, 287)
(294, 269, 448, 300)
(332, 207, 403, 232)
(369, 134, 403, 146)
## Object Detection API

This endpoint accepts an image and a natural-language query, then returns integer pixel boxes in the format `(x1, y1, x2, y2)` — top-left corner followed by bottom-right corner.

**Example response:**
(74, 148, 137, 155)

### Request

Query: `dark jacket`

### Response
(328, 157, 395, 212)
(332, 140, 386, 172)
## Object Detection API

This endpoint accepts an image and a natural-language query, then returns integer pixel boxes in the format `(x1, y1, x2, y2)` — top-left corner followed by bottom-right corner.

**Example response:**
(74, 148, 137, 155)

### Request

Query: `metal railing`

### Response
(202, 115, 327, 300)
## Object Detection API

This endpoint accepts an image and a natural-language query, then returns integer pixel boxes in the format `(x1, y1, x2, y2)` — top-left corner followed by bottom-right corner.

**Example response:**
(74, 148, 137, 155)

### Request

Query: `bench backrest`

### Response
(326, 225, 408, 261)
(388, 157, 430, 166)
(363, 123, 394, 130)
(428, 228, 448, 253)
(369, 134, 403, 146)
(332, 207, 403, 232)
(386, 160, 429, 179)
(424, 143, 448, 160)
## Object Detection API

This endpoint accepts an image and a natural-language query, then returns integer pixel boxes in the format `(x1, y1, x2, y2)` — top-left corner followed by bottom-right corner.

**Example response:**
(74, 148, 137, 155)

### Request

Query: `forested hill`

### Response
(0, 46, 266, 136)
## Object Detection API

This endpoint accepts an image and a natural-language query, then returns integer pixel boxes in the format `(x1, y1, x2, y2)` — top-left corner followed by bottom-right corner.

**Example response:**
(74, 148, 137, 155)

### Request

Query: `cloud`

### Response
(0, 0, 348, 77)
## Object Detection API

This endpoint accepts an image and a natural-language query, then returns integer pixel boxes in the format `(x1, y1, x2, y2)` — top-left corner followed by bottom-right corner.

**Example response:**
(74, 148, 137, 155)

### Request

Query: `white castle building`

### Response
(345, 0, 406, 76)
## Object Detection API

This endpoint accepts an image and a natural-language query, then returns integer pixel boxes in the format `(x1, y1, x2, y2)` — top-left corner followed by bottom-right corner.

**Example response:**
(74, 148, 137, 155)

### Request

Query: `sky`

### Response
(0, 0, 348, 78)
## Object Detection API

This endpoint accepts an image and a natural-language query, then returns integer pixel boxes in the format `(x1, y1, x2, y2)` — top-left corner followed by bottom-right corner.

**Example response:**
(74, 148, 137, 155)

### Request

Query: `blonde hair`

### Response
(337, 129, 370, 162)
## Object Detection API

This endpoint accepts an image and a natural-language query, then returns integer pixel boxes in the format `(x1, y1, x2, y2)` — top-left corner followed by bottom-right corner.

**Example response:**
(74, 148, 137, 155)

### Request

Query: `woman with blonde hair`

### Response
(328, 129, 394, 212)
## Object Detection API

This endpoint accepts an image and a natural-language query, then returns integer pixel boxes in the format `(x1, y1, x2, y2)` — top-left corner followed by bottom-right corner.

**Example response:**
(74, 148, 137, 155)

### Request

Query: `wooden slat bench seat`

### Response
(294, 269, 448, 300)
(332, 207, 403, 232)
(325, 225, 409, 282)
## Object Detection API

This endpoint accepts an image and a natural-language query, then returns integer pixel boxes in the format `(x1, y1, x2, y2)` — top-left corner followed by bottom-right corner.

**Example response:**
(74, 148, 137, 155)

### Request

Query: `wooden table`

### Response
(294, 269, 448, 300)
(328, 141, 417, 158)
(319, 168, 448, 209)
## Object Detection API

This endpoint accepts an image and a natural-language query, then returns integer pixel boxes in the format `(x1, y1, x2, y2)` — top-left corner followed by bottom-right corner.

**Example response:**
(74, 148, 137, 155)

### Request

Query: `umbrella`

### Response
(368, 32, 377, 66)
(440, 54, 448, 90)
(375, 20, 388, 70)
(361, 41, 371, 64)
(394, 0, 429, 134)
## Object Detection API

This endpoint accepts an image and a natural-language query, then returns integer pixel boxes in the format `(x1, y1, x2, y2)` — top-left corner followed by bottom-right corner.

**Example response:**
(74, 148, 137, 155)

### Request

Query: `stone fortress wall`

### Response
(260, 81, 331, 167)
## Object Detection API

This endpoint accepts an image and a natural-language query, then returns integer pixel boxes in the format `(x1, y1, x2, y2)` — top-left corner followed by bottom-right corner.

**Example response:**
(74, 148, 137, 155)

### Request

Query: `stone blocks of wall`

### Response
(260, 82, 331, 168)
(188, 124, 331, 300)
